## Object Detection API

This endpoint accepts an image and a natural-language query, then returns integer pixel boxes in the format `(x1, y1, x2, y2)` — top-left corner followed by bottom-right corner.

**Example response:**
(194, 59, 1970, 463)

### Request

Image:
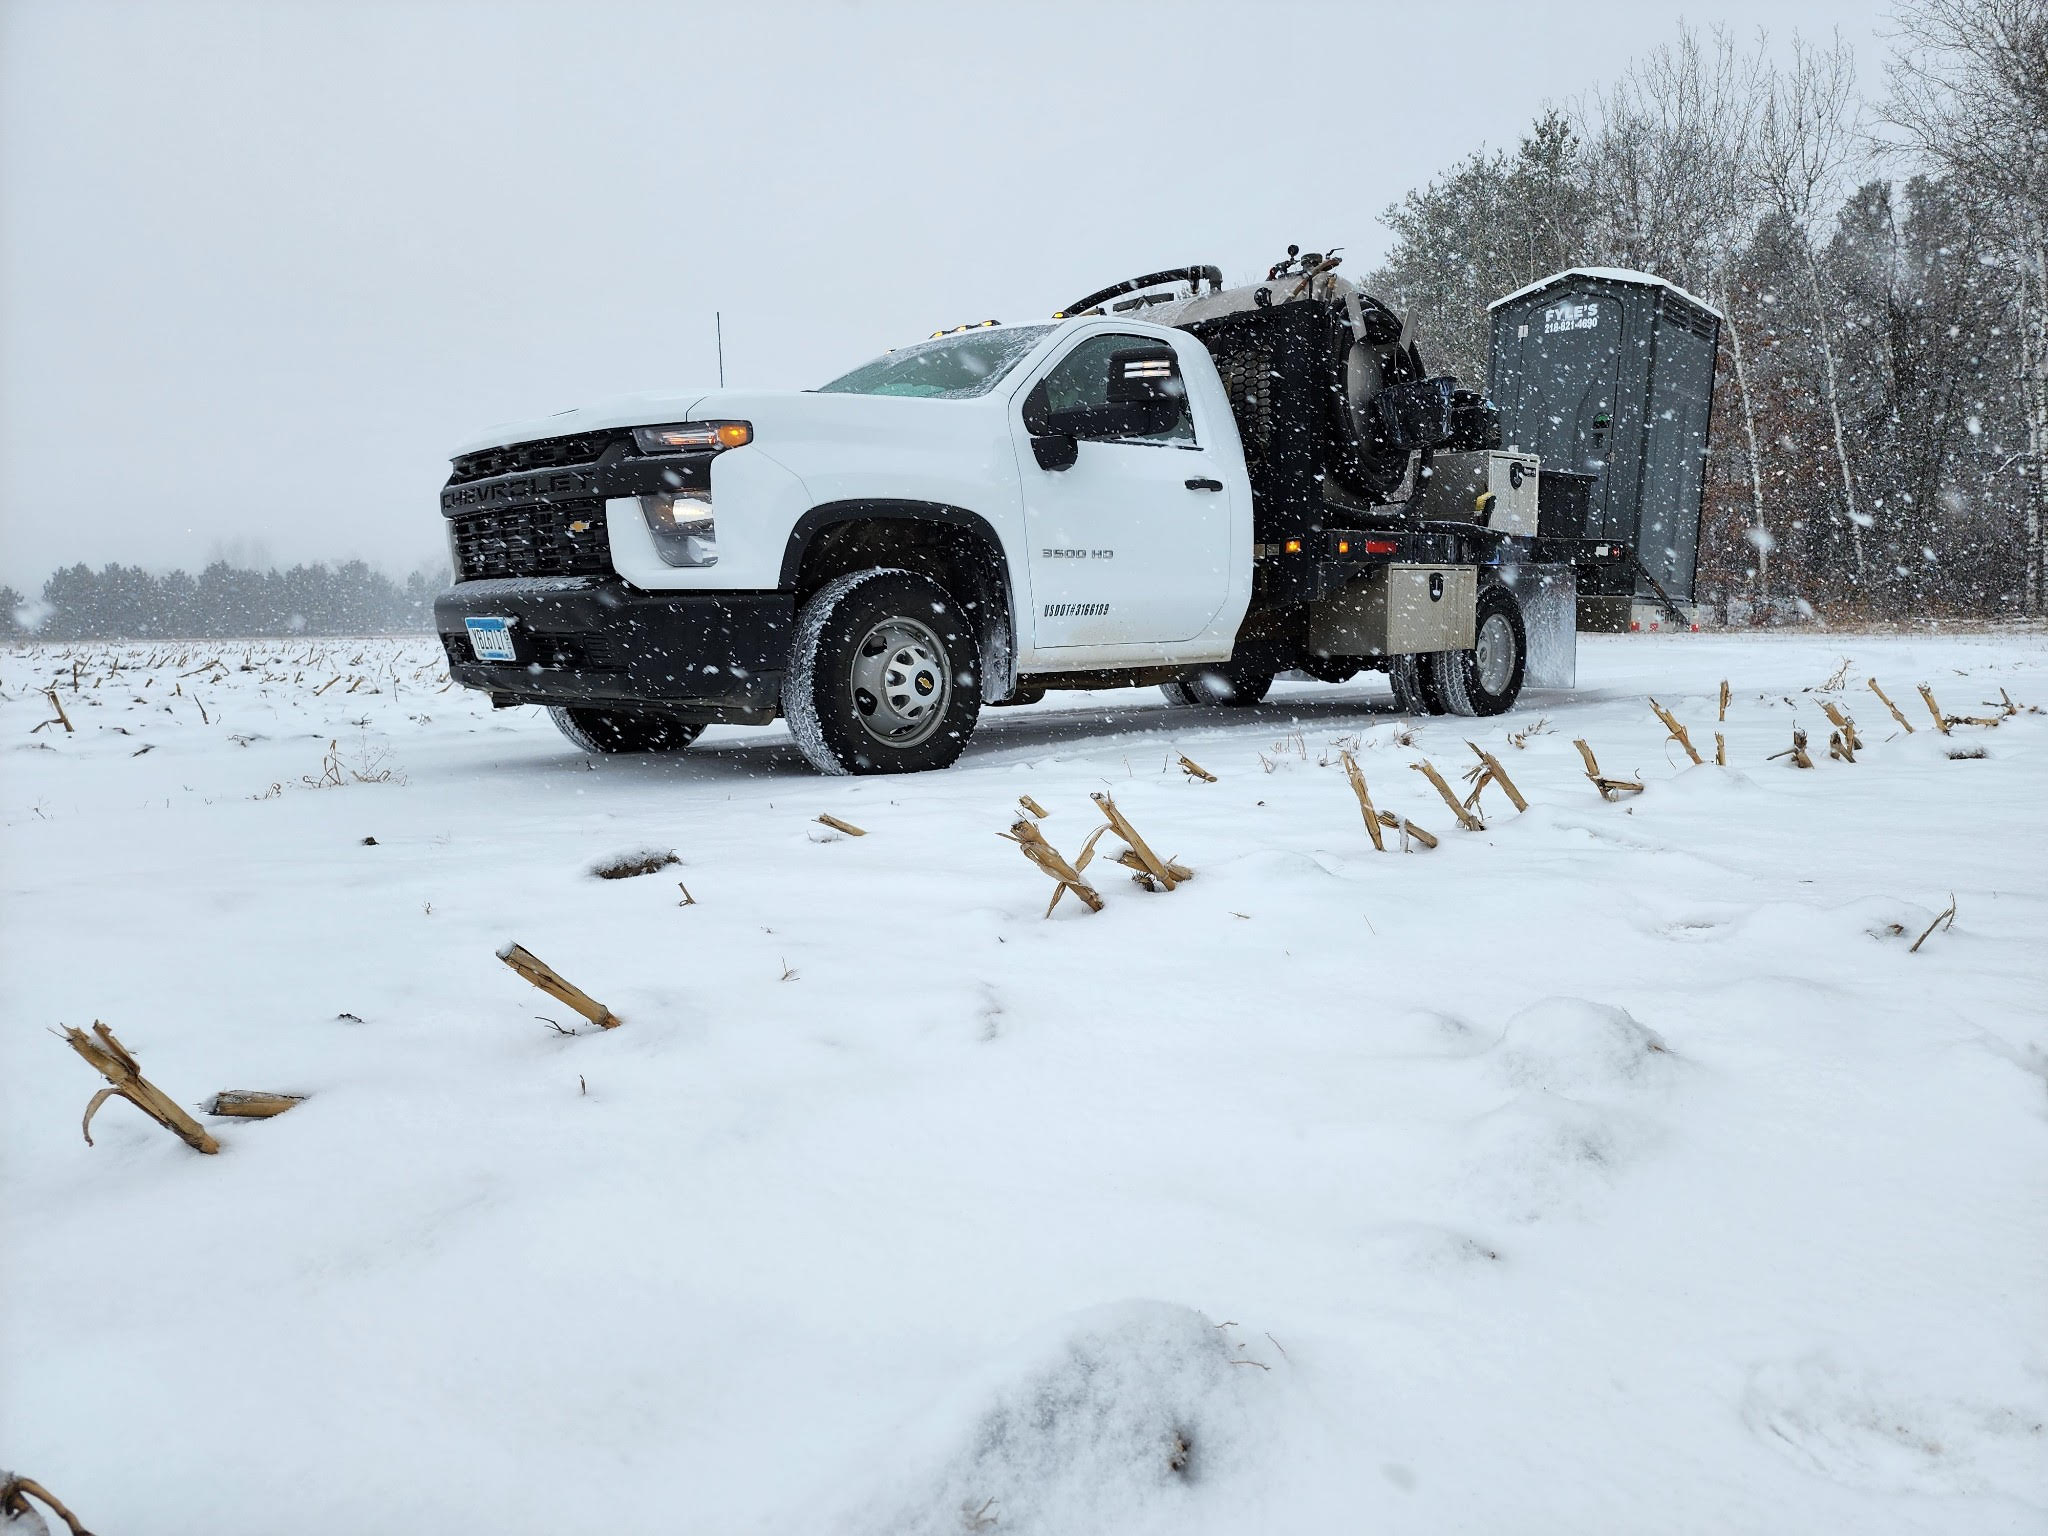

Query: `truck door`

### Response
(1011, 329, 1235, 651)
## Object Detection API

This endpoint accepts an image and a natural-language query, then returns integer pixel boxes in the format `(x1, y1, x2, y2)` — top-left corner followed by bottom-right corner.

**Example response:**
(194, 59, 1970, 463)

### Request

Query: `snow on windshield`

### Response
(817, 325, 1054, 399)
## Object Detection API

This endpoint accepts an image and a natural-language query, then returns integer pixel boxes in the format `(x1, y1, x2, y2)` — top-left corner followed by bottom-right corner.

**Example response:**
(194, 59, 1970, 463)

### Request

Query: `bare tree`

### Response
(1756, 33, 1870, 585)
(1887, 0, 2048, 613)
(1586, 27, 1777, 597)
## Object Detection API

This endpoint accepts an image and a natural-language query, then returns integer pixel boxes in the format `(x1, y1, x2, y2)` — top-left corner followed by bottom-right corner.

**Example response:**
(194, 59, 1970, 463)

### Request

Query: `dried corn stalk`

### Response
(815, 814, 866, 836)
(207, 1090, 305, 1119)
(1018, 795, 1050, 819)
(61, 1022, 218, 1153)
(1572, 739, 1643, 799)
(1718, 680, 1730, 721)
(1916, 684, 1950, 735)
(1340, 750, 1384, 851)
(1090, 792, 1187, 890)
(1, 1472, 93, 1536)
(497, 943, 620, 1028)
(1648, 697, 1703, 765)
(999, 818, 1103, 916)
(1819, 701, 1862, 753)
(1112, 847, 1194, 891)
(1768, 727, 1815, 769)
(1464, 742, 1528, 812)
(1867, 678, 1914, 733)
(1909, 894, 1957, 953)
(1377, 810, 1438, 849)
(41, 688, 73, 734)
(1177, 754, 1216, 782)
(1412, 759, 1483, 830)
(1714, 732, 1726, 767)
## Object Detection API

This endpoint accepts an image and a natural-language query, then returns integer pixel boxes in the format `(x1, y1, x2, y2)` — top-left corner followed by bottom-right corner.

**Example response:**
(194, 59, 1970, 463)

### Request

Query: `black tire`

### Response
(548, 706, 704, 754)
(1387, 653, 1450, 715)
(1159, 665, 1274, 708)
(782, 568, 981, 775)
(1428, 585, 1527, 717)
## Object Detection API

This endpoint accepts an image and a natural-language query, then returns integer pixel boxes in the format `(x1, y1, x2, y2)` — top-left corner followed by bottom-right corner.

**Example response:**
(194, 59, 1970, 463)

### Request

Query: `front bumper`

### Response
(434, 578, 794, 724)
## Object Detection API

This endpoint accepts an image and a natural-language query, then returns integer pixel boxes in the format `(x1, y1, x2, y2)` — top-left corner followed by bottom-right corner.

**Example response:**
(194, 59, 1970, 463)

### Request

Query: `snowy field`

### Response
(3, 628, 2045, 1535)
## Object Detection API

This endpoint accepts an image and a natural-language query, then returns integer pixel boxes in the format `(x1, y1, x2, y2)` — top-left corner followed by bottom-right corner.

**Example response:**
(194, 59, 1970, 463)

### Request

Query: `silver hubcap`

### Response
(849, 616, 950, 747)
(1475, 613, 1515, 696)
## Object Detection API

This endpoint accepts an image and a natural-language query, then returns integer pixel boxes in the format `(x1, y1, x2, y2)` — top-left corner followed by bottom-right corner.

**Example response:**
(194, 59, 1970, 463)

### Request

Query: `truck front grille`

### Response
(449, 431, 623, 485)
(451, 499, 611, 580)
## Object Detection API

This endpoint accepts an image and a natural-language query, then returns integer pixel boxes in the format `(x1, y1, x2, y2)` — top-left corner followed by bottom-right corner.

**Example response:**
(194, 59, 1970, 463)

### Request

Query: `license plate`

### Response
(465, 617, 516, 662)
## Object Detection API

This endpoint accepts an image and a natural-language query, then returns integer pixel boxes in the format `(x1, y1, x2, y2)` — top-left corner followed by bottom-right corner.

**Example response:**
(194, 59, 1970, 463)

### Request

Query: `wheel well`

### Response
(784, 502, 1017, 702)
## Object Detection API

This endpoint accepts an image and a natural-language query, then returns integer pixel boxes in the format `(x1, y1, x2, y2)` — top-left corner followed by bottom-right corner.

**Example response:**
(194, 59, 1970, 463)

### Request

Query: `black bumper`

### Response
(434, 580, 794, 724)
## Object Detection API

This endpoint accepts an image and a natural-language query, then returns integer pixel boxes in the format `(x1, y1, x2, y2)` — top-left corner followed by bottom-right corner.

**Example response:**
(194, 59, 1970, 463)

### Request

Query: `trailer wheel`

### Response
(548, 706, 704, 754)
(1429, 585, 1527, 717)
(782, 568, 981, 775)
(1387, 654, 1450, 715)
(1159, 665, 1274, 708)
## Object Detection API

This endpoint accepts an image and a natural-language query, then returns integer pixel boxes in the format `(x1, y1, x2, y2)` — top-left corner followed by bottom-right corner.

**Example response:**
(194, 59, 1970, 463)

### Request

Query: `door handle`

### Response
(1184, 477, 1223, 492)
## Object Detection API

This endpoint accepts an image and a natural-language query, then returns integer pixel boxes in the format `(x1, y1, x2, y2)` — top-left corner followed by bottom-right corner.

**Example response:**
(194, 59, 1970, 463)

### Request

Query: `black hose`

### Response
(1056, 265, 1224, 318)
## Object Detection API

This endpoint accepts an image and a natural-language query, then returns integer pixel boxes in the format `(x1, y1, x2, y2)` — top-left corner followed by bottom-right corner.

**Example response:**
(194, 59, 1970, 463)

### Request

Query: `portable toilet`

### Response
(1488, 269, 1720, 631)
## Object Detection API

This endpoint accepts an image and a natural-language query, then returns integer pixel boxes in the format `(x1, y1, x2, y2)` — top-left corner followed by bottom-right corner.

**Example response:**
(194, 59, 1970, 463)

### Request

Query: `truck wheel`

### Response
(547, 706, 704, 754)
(1159, 665, 1274, 707)
(782, 568, 981, 775)
(1429, 586, 1527, 717)
(1386, 654, 1450, 715)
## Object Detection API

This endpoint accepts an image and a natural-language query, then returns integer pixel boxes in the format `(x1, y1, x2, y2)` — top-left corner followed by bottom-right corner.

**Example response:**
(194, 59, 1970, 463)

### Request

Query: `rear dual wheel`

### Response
(1389, 585, 1527, 718)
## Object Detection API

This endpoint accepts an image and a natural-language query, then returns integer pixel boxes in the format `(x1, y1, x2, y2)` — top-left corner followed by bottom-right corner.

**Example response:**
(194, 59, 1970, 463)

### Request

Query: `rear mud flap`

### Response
(1506, 565, 1577, 690)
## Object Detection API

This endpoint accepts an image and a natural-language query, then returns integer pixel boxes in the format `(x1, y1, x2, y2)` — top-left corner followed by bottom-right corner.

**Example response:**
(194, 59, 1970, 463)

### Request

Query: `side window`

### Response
(1037, 332, 1196, 445)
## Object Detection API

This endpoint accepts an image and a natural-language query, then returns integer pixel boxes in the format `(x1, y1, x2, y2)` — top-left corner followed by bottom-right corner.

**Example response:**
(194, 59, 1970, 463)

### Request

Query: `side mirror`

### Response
(1032, 432, 1080, 472)
(1022, 380, 1079, 471)
(1021, 348, 1187, 472)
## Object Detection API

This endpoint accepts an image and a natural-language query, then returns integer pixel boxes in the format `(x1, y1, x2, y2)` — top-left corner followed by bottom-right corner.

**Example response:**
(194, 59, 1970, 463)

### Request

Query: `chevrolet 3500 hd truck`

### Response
(435, 250, 1716, 775)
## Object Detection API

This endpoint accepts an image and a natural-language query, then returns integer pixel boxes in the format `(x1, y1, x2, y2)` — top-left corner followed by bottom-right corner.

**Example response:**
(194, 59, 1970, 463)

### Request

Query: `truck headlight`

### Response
(632, 421, 752, 453)
(640, 491, 717, 566)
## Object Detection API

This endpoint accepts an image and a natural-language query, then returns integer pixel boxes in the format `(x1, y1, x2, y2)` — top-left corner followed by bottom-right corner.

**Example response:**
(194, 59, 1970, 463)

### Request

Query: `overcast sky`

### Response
(0, 0, 1886, 586)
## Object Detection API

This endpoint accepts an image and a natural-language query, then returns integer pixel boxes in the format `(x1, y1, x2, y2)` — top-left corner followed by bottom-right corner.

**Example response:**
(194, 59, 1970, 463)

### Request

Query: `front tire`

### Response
(782, 568, 982, 775)
(1428, 585, 1527, 717)
(548, 706, 704, 755)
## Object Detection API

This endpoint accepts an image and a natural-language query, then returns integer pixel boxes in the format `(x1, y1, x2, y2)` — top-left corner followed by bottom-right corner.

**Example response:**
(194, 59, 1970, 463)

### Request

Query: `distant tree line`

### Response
(1369, 0, 2047, 619)
(0, 560, 444, 640)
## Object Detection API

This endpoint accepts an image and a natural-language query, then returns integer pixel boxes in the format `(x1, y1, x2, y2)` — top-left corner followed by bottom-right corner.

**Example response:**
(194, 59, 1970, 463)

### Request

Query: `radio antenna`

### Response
(716, 312, 726, 388)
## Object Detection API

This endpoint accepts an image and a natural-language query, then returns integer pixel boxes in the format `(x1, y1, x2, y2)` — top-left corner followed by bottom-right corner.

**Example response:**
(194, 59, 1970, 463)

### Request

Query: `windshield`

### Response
(817, 325, 1055, 399)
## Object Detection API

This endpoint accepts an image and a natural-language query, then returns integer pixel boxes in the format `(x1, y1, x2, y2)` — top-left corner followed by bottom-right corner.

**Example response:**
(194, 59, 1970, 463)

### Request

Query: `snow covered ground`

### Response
(3, 628, 2045, 1535)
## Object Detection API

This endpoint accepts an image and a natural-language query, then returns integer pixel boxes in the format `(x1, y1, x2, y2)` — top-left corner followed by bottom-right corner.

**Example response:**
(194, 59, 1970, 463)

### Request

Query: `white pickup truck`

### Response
(436, 254, 1632, 774)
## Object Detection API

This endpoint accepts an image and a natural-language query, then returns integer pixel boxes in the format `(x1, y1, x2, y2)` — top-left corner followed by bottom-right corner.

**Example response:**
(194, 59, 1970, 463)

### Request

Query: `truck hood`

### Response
(450, 385, 1024, 456)
(453, 388, 720, 455)
(450, 387, 1004, 458)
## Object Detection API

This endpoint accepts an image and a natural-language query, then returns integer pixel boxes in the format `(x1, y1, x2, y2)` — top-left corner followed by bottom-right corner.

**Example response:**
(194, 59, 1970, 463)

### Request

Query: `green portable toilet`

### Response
(1488, 269, 1720, 630)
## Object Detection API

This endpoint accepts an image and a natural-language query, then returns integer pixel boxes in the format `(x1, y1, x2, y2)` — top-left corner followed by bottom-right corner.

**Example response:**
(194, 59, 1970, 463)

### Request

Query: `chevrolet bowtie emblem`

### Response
(568, 520, 591, 534)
